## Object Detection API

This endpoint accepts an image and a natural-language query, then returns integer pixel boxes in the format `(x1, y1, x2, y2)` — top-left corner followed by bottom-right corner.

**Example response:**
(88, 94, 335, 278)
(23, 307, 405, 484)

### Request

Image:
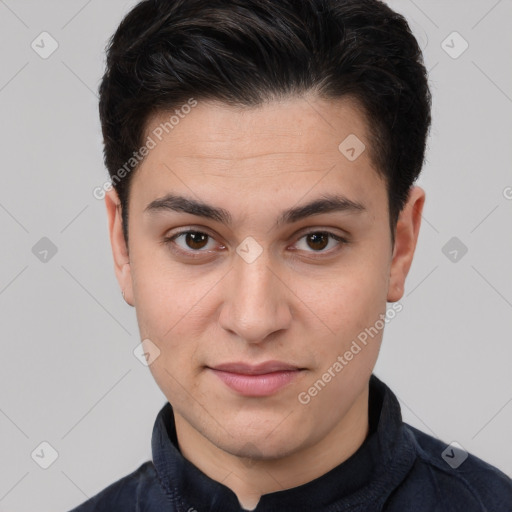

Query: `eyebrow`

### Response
(144, 192, 366, 226)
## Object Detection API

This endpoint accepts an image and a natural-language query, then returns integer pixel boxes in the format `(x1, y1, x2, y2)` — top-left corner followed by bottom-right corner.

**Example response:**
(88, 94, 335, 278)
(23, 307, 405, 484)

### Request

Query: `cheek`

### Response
(301, 260, 389, 345)
(130, 243, 207, 338)
(130, 256, 210, 404)
(294, 266, 387, 421)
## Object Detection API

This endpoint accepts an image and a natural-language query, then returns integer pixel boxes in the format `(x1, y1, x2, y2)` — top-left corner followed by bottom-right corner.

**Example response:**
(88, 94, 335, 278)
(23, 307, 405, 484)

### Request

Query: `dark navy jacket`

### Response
(68, 375, 512, 511)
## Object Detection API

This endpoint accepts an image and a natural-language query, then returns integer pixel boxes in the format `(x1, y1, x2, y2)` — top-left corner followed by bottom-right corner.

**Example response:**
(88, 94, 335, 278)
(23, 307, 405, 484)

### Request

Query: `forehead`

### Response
(130, 95, 386, 214)
(144, 95, 371, 161)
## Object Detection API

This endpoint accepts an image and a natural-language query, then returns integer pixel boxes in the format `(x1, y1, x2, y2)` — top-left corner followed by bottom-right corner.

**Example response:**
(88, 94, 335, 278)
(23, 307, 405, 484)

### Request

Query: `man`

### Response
(73, 0, 512, 510)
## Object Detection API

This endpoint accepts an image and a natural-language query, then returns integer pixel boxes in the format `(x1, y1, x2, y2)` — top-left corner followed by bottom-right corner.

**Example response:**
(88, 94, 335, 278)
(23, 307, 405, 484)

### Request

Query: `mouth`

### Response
(207, 361, 306, 397)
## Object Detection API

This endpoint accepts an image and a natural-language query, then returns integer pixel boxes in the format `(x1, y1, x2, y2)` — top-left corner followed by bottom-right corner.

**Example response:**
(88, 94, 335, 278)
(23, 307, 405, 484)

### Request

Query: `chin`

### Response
(212, 419, 306, 459)
(226, 436, 301, 462)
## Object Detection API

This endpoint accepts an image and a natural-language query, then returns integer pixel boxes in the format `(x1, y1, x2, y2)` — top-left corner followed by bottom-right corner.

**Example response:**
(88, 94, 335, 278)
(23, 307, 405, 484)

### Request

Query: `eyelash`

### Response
(162, 229, 349, 260)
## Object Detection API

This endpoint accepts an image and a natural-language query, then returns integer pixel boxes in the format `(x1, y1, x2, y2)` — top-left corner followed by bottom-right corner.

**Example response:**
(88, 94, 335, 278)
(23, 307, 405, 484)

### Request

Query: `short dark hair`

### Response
(99, 0, 431, 245)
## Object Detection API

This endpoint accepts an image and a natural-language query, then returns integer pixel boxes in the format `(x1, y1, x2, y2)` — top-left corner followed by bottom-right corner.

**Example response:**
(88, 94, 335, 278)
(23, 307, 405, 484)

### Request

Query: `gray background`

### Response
(0, 1, 511, 510)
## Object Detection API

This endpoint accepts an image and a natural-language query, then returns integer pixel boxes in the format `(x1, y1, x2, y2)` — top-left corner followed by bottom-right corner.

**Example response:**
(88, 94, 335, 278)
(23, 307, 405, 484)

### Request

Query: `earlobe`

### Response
(387, 186, 425, 303)
(105, 188, 134, 306)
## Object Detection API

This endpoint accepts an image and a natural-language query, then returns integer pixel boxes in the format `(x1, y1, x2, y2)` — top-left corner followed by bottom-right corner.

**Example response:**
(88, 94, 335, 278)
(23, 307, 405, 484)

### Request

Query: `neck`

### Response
(174, 386, 370, 510)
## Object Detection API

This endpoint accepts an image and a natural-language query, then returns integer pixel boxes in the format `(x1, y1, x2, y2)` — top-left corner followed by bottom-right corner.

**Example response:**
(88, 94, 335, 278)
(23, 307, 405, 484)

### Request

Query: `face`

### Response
(106, 95, 423, 461)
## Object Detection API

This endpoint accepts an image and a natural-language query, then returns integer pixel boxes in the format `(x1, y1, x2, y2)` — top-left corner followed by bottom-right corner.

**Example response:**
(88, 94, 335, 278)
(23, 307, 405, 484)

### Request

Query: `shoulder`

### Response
(67, 460, 171, 511)
(387, 423, 512, 511)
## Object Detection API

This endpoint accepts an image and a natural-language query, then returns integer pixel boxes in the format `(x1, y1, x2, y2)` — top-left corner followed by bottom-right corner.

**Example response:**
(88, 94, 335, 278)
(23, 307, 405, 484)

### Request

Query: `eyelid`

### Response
(162, 227, 223, 258)
(291, 230, 348, 258)
(294, 225, 349, 240)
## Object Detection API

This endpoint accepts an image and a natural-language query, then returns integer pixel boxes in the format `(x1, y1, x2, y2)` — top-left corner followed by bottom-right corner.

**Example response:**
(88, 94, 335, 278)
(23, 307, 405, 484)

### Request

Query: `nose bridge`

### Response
(221, 245, 291, 342)
(236, 249, 275, 306)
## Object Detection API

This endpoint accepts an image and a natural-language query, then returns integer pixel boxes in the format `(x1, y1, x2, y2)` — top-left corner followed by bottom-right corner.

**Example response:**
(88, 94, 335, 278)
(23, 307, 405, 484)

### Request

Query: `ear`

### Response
(105, 188, 134, 306)
(387, 186, 425, 302)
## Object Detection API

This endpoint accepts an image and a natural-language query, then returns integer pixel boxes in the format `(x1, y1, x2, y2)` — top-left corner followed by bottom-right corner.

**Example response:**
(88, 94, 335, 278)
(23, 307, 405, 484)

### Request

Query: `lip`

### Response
(208, 361, 304, 397)
(211, 361, 302, 375)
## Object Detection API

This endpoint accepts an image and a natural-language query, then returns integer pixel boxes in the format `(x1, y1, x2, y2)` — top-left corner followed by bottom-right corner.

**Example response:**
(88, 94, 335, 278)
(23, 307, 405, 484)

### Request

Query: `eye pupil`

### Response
(307, 232, 329, 251)
(186, 232, 208, 250)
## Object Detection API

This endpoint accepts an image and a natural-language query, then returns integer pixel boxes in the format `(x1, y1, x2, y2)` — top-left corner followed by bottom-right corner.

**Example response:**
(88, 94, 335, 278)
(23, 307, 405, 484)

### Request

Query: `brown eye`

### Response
(294, 231, 347, 255)
(164, 230, 217, 255)
(306, 232, 329, 251)
(184, 232, 209, 250)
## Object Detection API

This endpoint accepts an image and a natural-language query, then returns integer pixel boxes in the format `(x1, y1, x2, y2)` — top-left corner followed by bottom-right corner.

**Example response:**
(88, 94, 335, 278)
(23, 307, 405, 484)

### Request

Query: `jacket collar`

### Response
(152, 374, 417, 511)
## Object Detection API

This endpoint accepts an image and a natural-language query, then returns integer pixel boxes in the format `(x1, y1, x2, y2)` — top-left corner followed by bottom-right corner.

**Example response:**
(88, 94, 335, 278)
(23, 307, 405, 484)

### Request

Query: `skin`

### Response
(105, 95, 424, 510)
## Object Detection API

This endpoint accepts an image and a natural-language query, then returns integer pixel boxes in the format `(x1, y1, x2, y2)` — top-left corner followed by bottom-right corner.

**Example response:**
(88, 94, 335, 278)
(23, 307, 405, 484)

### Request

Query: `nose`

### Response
(218, 247, 292, 344)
